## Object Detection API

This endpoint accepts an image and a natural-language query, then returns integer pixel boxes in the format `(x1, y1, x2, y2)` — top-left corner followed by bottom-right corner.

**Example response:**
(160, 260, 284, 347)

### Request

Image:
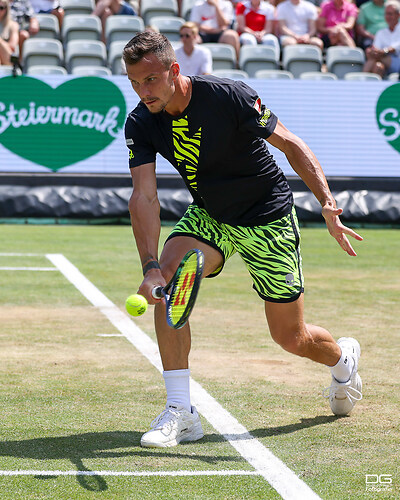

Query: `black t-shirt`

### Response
(125, 75, 293, 226)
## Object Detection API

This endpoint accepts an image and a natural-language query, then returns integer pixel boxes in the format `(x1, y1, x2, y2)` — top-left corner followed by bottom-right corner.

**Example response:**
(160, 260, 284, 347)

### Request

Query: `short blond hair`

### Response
(179, 21, 199, 36)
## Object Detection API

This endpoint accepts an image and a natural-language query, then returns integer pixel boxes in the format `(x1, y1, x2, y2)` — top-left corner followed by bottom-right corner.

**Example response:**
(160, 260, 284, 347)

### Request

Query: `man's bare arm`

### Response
(129, 162, 166, 300)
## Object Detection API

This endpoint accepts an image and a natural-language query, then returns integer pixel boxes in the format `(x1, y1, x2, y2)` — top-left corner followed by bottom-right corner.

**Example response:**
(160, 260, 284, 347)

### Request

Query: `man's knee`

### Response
(270, 326, 310, 357)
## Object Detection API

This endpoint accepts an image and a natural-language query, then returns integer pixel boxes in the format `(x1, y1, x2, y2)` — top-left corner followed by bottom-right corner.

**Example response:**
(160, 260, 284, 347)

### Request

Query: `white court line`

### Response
(0, 470, 259, 477)
(46, 253, 321, 500)
(0, 267, 57, 271)
(0, 253, 44, 257)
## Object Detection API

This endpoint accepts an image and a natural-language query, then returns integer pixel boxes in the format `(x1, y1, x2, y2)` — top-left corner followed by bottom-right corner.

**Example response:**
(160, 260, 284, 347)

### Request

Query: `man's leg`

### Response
(140, 236, 223, 448)
(265, 295, 362, 415)
(265, 294, 341, 365)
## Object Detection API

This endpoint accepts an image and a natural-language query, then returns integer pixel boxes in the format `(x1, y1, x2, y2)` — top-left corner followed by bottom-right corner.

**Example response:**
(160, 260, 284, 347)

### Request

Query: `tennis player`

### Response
(123, 31, 363, 448)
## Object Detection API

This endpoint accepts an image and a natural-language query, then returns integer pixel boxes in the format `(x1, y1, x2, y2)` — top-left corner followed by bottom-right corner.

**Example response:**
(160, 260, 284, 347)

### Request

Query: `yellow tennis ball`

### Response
(125, 294, 148, 316)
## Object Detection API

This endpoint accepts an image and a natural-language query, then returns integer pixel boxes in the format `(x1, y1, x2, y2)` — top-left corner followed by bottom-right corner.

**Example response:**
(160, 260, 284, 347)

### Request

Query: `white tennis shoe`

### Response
(324, 337, 362, 416)
(140, 404, 204, 448)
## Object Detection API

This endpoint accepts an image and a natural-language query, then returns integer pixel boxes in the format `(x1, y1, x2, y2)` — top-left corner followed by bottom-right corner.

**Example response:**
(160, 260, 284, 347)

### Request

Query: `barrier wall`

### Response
(1, 74, 400, 177)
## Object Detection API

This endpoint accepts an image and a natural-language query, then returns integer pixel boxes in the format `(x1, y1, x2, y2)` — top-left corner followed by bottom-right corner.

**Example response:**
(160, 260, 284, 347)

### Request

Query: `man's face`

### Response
(126, 53, 178, 114)
(385, 6, 400, 29)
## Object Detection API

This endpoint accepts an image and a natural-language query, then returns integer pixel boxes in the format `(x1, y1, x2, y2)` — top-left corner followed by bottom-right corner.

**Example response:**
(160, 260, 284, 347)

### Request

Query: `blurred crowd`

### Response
(0, 0, 399, 77)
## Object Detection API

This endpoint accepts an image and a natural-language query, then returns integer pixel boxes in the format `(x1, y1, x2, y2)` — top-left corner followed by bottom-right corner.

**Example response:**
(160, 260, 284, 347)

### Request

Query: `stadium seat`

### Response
(27, 65, 67, 75)
(201, 43, 236, 70)
(62, 15, 102, 45)
(254, 69, 294, 79)
(71, 66, 112, 76)
(60, 0, 95, 16)
(22, 38, 64, 72)
(108, 40, 127, 74)
(344, 72, 382, 81)
(326, 47, 365, 79)
(65, 40, 107, 72)
(239, 45, 279, 77)
(140, 0, 178, 26)
(0, 66, 14, 76)
(150, 16, 185, 42)
(212, 69, 249, 80)
(300, 71, 338, 80)
(35, 14, 60, 39)
(105, 15, 144, 47)
(282, 44, 322, 78)
(181, 0, 197, 20)
(387, 72, 399, 82)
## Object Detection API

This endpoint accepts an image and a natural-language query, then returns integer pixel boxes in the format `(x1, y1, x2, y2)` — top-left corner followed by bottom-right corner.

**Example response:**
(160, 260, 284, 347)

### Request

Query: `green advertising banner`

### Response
(0, 75, 127, 172)
(0, 75, 399, 177)
(376, 83, 400, 156)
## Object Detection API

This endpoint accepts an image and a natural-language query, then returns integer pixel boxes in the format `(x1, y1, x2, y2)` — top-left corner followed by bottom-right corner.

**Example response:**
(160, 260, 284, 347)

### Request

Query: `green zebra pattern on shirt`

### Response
(172, 116, 201, 191)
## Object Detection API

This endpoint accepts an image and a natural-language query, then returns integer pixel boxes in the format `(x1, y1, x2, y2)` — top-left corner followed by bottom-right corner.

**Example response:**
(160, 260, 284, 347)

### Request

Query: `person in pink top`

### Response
(317, 0, 359, 47)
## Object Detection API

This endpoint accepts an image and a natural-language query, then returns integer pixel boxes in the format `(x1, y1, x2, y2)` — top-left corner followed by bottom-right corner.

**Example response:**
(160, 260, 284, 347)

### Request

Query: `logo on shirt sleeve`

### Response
(259, 106, 272, 128)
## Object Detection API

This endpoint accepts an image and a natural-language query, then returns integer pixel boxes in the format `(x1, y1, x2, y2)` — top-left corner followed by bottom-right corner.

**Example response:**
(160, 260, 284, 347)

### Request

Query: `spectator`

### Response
(10, 0, 39, 56)
(0, 0, 19, 65)
(277, 0, 323, 50)
(175, 21, 212, 75)
(316, 0, 358, 47)
(30, 0, 64, 29)
(356, 0, 387, 49)
(236, 0, 280, 54)
(93, 0, 136, 43)
(363, 0, 400, 76)
(190, 0, 240, 60)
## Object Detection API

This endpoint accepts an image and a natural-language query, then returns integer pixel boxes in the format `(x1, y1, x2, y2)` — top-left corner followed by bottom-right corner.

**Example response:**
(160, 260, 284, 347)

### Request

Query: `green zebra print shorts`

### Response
(166, 204, 304, 303)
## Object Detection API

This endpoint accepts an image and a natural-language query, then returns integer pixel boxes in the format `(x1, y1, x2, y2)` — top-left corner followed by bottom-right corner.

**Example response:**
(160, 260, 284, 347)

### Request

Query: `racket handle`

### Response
(152, 286, 163, 299)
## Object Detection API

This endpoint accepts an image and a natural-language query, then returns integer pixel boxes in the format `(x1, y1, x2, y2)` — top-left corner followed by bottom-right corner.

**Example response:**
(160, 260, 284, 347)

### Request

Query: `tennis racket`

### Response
(152, 249, 204, 329)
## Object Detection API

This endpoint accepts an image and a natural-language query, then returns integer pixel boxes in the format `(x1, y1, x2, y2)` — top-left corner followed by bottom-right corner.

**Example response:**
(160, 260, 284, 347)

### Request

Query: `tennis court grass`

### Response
(0, 225, 398, 499)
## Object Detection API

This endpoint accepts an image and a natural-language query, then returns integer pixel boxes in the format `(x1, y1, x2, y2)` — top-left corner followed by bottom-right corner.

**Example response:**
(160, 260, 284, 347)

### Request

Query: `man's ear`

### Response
(171, 61, 180, 79)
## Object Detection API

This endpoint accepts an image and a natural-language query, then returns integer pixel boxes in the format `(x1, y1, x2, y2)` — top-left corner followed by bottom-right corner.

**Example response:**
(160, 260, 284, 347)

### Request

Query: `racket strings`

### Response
(169, 255, 199, 325)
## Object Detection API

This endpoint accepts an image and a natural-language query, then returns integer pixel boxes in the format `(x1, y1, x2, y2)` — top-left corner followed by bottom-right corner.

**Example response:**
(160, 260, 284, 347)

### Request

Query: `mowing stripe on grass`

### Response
(46, 253, 321, 500)
(0, 470, 260, 477)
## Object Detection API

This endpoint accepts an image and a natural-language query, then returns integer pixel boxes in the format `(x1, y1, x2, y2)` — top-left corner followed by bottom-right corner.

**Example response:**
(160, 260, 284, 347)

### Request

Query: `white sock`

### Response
(163, 369, 191, 412)
(330, 347, 354, 383)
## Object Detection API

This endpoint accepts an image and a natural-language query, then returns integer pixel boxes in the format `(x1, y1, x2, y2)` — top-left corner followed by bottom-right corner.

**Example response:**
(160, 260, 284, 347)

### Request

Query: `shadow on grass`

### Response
(0, 416, 342, 490)
(0, 430, 243, 491)
(203, 414, 342, 443)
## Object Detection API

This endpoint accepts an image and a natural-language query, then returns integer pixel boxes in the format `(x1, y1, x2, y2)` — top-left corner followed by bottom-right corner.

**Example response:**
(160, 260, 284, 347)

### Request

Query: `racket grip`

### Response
(152, 286, 163, 299)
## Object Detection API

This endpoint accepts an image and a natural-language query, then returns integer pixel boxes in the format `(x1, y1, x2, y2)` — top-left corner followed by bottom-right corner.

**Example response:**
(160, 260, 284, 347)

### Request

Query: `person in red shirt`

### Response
(236, 0, 280, 54)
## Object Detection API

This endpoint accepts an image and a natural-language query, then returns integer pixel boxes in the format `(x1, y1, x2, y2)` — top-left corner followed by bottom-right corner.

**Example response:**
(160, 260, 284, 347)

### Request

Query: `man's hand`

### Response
(322, 204, 363, 256)
(137, 269, 166, 304)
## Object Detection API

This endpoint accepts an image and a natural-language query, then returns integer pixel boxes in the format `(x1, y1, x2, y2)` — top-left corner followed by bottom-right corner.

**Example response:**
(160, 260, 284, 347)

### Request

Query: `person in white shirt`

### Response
(190, 0, 240, 60)
(276, 0, 323, 50)
(175, 21, 212, 75)
(363, 0, 400, 76)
